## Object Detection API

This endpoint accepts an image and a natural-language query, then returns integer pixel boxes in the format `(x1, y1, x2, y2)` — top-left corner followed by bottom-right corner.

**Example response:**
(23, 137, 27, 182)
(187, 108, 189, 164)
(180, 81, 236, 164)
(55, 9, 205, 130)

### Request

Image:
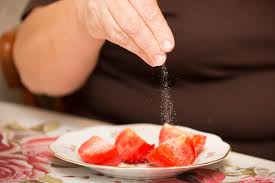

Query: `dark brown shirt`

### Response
(23, 0, 275, 160)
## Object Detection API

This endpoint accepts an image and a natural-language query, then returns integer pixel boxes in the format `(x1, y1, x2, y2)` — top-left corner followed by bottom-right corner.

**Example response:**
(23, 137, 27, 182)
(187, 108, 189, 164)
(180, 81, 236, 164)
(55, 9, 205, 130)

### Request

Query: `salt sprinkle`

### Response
(160, 65, 176, 124)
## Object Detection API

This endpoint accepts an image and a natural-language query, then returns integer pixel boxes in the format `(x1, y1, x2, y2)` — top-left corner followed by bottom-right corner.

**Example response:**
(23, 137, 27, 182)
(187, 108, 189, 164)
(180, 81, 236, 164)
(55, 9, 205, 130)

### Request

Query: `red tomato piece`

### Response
(192, 134, 207, 155)
(147, 135, 196, 167)
(78, 136, 121, 166)
(159, 123, 206, 155)
(115, 128, 154, 163)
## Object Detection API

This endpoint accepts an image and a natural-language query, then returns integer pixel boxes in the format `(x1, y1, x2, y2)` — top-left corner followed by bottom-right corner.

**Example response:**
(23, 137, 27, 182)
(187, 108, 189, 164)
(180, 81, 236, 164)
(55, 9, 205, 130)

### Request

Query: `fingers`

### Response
(105, 0, 167, 67)
(129, 0, 175, 53)
(98, 1, 150, 63)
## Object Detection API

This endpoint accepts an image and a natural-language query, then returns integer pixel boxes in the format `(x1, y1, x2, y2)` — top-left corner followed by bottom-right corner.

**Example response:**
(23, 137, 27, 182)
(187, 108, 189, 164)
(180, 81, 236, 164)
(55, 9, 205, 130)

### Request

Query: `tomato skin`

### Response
(159, 123, 184, 144)
(115, 128, 154, 163)
(147, 135, 196, 167)
(159, 123, 206, 155)
(78, 136, 121, 166)
(192, 134, 206, 154)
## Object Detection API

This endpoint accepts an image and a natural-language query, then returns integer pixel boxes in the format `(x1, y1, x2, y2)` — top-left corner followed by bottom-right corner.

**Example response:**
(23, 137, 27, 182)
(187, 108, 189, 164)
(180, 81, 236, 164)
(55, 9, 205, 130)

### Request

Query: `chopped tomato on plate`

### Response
(147, 135, 196, 167)
(159, 123, 206, 155)
(78, 124, 206, 167)
(115, 128, 154, 163)
(78, 136, 121, 166)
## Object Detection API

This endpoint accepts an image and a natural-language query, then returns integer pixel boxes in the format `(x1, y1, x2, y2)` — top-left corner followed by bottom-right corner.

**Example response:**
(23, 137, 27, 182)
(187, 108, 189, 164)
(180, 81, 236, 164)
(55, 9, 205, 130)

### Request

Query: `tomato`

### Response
(78, 136, 121, 166)
(192, 134, 207, 155)
(147, 135, 196, 167)
(159, 123, 184, 144)
(159, 123, 206, 155)
(115, 128, 154, 163)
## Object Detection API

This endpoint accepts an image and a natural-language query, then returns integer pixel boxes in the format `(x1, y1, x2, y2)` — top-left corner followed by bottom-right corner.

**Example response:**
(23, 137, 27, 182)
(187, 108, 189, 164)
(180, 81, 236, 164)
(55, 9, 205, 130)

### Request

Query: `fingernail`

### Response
(153, 54, 166, 66)
(163, 40, 173, 52)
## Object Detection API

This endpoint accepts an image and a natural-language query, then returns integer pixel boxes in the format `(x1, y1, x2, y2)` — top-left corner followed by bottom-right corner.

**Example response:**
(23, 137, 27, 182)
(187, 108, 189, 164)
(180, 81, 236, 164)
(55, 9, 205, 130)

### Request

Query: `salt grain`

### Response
(160, 65, 175, 124)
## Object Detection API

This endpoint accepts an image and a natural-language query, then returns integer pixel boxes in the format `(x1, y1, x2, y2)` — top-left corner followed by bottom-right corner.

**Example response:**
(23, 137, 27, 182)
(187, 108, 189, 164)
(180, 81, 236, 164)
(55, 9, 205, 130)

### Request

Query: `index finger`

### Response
(129, 0, 175, 53)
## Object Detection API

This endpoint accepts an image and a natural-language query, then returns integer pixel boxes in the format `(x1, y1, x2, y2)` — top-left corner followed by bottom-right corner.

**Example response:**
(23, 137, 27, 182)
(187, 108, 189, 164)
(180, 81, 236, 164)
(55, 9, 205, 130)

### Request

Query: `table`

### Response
(0, 102, 275, 183)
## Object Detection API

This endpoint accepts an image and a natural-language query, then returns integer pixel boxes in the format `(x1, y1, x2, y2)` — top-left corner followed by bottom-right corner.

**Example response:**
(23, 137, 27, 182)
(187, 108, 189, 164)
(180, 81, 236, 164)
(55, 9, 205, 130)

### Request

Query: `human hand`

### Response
(75, 0, 175, 67)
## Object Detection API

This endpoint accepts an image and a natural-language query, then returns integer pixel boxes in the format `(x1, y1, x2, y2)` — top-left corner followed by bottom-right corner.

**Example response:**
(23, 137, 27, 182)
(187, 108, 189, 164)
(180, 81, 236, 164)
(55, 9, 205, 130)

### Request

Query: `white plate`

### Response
(49, 124, 230, 180)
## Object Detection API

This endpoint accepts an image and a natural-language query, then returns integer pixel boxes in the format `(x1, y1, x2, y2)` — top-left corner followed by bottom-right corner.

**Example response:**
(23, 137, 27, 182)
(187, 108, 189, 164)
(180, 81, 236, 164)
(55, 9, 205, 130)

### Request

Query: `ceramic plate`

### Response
(49, 124, 230, 180)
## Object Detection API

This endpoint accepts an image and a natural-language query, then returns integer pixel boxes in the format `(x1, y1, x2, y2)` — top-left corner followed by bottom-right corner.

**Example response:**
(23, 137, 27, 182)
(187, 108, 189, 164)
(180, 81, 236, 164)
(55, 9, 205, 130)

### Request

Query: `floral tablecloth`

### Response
(0, 103, 275, 183)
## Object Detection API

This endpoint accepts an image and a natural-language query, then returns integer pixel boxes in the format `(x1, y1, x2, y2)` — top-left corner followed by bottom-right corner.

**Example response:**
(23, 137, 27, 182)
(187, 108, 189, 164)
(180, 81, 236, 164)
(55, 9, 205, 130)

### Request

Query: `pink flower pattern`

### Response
(178, 169, 225, 183)
(1, 123, 275, 183)
(0, 132, 20, 155)
(21, 136, 58, 158)
(150, 168, 225, 183)
(0, 131, 58, 183)
(0, 154, 48, 183)
(194, 169, 225, 183)
(240, 175, 275, 183)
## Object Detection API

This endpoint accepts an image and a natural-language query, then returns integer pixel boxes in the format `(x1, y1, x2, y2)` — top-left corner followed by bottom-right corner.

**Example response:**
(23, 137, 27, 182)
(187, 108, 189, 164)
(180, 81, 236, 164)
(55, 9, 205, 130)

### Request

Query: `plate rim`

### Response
(49, 123, 231, 170)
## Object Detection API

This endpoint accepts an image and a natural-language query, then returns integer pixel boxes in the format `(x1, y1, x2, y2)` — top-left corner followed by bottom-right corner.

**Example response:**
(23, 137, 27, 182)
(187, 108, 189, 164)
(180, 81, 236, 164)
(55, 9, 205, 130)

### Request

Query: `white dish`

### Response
(49, 123, 230, 180)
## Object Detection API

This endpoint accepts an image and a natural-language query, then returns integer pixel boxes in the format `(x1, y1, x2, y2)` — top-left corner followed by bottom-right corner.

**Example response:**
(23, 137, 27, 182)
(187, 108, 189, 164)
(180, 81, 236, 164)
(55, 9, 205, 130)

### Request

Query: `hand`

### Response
(75, 0, 175, 67)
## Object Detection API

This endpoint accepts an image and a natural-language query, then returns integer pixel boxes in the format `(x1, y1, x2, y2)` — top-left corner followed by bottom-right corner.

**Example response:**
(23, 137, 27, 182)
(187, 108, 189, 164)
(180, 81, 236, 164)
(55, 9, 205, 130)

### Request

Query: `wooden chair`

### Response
(0, 29, 64, 111)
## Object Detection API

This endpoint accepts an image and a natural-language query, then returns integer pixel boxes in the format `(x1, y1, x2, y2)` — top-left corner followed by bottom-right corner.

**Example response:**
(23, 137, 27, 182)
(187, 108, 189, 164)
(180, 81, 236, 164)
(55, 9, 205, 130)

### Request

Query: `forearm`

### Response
(13, 0, 104, 96)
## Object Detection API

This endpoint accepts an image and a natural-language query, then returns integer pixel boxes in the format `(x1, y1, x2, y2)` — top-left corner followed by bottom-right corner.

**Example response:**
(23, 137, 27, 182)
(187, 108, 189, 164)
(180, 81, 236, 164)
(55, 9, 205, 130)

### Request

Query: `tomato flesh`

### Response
(159, 123, 206, 154)
(115, 128, 154, 163)
(78, 136, 121, 166)
(147, 135, 196, 167)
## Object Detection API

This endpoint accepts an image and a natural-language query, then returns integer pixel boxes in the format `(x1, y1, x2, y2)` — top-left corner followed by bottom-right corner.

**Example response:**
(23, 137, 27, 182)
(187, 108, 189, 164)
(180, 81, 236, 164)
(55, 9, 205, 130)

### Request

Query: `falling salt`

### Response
(160, 65, 175, 124)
